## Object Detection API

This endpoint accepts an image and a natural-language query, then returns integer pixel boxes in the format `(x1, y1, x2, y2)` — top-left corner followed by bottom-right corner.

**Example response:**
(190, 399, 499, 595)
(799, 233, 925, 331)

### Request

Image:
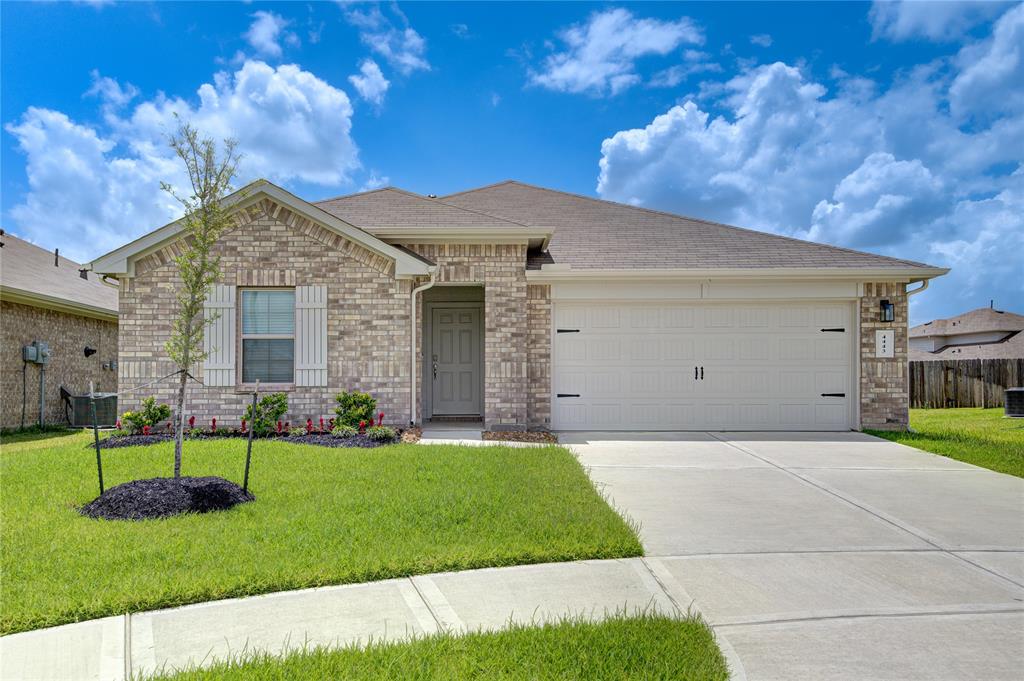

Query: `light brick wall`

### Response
(859, 282, 909, 430)
(1, 300, 118, 428)
(526, 284, 551, 429)
(118, 199, 412, 427)
(405, 244, 531, 430)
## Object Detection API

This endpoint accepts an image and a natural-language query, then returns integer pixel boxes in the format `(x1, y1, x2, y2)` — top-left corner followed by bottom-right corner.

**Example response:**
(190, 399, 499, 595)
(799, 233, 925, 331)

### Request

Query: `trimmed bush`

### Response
(366, 425, 397, 442)
(121, 397, 172, 434)
(288, 426, 306, 437)
(331, 424, 358, 438)
(334, 390, 377, 428)
(243, 393, 289, 435)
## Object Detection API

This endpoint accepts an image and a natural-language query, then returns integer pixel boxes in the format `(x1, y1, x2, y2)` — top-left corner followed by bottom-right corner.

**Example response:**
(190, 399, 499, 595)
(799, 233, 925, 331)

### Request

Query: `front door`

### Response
(431, 307, 482, 416)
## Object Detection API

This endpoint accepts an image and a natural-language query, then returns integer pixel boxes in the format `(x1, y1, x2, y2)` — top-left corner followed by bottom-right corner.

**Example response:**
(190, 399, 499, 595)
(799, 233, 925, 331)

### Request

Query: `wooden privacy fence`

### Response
(910, 358, 1024, 408)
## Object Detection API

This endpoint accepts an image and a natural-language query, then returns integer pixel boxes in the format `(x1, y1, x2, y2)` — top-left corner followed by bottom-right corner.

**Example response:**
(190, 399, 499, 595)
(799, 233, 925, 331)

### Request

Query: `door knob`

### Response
(432, 362, 438, 380)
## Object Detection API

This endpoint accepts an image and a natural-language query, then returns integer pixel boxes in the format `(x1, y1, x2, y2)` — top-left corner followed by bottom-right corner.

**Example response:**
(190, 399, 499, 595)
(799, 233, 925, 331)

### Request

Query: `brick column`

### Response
(859, 282, 909, 430)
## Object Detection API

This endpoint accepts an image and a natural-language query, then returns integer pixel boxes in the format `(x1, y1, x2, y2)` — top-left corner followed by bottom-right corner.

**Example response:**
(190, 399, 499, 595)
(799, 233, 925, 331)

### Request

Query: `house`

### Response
(0, 232, 119, 429)
(89, 179, 948, 432)
(910, 307, 1024, 361)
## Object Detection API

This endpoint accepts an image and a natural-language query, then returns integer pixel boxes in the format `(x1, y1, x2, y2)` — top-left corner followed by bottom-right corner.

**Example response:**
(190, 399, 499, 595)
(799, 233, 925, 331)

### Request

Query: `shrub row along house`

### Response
(1, 233, 118, 428)
(89, 180, 948, 432)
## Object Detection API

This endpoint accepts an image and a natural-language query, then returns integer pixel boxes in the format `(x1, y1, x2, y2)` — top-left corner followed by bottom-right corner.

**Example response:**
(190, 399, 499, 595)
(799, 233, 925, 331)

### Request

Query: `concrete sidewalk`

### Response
(0, 558, 712, 681)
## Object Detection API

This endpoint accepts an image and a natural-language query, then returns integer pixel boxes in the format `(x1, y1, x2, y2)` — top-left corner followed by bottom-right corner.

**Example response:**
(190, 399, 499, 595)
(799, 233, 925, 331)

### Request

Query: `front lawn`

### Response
(0, 433, 641, 635)
(149, 613, 729, 681)
(868, 408, 1024, 477)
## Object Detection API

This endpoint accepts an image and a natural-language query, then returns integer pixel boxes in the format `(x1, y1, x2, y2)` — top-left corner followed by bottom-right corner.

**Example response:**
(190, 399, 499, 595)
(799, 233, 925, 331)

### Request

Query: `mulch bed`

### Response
(80, 476, 254, 521)
(482, 431, 559, 444)
(95, 431, 402, 450)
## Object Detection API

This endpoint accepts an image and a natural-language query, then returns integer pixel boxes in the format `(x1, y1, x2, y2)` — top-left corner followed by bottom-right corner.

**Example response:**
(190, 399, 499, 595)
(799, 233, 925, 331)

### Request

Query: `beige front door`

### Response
(431, 307, 482, 416)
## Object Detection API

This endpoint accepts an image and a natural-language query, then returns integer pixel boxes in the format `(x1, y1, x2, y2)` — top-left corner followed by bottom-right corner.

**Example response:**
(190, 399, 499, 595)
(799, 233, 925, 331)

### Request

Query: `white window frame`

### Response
(238, 287, 296, 389)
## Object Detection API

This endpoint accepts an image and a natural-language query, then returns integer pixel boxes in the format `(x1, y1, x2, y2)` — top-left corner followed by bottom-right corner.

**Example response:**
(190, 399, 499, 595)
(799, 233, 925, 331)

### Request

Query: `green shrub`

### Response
(366, 425, 397, 442)
(334, 390, 377, 428)
(121, 397, 172, 434)
(243, 393, 289, 434)
(186, 428, 204, 438)
(289, 426, 307, 437)
(331, 424, 358, 438)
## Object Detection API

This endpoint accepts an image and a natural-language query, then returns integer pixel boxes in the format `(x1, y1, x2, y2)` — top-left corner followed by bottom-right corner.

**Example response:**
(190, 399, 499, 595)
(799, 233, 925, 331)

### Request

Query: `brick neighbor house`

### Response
(1, 233, 118, 429)
(89, 179, 948, 432)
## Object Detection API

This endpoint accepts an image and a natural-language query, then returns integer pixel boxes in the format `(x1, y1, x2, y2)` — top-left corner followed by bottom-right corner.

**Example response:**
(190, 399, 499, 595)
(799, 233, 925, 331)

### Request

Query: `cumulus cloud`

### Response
(949, 3, 1024, 120)
(597, 7, 1024, 322)
(244, 11, 299, 58)
(869, 0, 1007, 42)
(5, 60, 359, 262)
(348, 59, 390, 106)
(343, 4, 429, 74)
(530, 8, 703, 96)
(85, 70, 139, 109)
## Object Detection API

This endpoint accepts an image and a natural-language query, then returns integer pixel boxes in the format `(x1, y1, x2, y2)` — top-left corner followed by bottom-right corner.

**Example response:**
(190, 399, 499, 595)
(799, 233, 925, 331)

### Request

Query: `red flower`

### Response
(188, 415, 195, 429)
(328, 418, 335, 430)
(142, 425, 150, 436)
(319, 417, 325, 433)
(306, 418, 313, 434)
(276, 420, 283, 434)
(359, 420, 367, 434)
(211, 418, 217, 432)
(378, 411, 384, 426)
(241, 419, 247, 433)
(115, 419, 122, 430)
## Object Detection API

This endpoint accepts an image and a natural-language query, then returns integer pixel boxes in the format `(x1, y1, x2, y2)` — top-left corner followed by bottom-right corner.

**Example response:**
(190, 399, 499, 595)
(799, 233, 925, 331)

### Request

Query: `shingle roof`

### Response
(315, 187, 538, 232)
(0, 232, 118, 317)
(911, 307, 1024, 338)
(910, 332, 1024, 361)
(442, 180, 942, 272)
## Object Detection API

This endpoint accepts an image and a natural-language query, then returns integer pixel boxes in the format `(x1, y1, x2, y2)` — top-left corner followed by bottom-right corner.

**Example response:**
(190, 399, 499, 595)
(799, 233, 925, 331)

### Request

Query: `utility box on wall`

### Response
(875, 330, 894, 358)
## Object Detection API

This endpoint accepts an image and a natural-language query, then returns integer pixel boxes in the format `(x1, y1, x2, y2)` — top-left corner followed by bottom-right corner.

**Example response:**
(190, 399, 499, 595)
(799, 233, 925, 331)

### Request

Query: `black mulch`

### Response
(95, 432, 399, 449)
(80, 476, 254, 521)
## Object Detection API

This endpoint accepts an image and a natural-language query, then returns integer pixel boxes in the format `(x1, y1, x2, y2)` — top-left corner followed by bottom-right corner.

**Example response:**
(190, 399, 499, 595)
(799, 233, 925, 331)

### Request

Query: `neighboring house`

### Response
(910, 307, 1024, 361)
(90, 179, 948, 432)
(1, 233, 119, 429)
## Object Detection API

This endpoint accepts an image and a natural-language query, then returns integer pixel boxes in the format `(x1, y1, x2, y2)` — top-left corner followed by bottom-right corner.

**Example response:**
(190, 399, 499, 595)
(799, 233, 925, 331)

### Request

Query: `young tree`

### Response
(163, 120, 240, 478)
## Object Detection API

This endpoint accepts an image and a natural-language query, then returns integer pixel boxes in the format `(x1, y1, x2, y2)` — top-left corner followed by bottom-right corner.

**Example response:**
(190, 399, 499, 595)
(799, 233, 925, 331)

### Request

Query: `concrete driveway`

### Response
(563, 431, 1024, 681)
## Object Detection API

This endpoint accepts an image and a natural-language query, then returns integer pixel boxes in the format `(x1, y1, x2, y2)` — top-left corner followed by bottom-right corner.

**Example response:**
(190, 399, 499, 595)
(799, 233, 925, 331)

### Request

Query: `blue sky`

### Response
(2, 1, 1021, 324)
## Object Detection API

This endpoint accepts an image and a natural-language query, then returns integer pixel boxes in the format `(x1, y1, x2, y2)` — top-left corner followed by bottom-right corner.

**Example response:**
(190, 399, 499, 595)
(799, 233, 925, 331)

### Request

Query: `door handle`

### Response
(700, 366, 704, 380)
(695, 366, 698, 380)
(432, 362, 437, 380)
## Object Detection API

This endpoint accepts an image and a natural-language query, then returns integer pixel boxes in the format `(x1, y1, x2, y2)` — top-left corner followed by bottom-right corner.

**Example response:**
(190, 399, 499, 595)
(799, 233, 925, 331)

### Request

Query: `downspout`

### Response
(906, 279, 929, 297)
(410, 269, 437, 426)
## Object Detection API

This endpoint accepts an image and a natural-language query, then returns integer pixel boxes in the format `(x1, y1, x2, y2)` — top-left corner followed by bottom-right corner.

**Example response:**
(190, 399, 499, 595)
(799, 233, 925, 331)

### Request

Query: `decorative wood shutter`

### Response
(295, 285, 328, 386)
(203, 284, 236, 386)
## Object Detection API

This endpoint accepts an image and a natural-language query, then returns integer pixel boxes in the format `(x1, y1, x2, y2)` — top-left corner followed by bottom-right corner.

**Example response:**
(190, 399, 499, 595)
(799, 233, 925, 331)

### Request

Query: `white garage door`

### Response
(552, 302, 854, 431)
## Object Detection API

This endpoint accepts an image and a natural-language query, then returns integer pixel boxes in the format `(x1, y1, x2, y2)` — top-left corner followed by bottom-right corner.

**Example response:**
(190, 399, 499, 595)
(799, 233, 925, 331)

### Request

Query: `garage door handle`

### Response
(820, 393, 846, 397)
(556, 329, 580, 334)
(700, 367, 704, 380)
(556, 393, 580, 398)
(820, 328, 845, 332)
(695, 366, 698, 380)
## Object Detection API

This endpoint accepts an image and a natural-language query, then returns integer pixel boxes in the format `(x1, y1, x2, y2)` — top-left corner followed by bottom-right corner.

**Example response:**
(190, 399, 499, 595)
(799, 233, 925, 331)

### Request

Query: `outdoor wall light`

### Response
(84, 346, 97, 357)
(879, 299, 895, 322)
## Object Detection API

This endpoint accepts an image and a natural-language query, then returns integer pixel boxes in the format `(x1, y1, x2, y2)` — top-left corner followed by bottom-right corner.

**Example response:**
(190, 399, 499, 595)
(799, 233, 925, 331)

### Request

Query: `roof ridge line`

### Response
(448, 180, 938, 270)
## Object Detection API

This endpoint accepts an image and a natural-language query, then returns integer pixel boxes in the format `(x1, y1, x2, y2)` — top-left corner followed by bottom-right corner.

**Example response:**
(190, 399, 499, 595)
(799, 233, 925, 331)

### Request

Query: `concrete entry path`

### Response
(568, 430, 1024, 680)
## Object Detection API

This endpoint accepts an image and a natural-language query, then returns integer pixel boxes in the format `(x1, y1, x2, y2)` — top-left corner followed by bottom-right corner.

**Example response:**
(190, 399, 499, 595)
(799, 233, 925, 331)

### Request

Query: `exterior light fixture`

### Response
(84, 346, 97, 357)
(879, 299, 895, 322)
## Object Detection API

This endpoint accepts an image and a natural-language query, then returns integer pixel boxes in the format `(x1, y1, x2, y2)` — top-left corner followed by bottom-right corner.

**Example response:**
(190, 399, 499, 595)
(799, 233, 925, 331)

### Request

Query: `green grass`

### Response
(0, 433, 641, 635)
(147, 613, 728, 681)
(867, 407, 1024, 477)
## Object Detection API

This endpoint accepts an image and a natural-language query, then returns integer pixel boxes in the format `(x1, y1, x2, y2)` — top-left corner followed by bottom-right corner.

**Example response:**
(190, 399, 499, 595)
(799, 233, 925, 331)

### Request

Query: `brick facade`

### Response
(526, 284, 551, 429)
(1, 300, 118, 428)
(859, 282, 910, 430)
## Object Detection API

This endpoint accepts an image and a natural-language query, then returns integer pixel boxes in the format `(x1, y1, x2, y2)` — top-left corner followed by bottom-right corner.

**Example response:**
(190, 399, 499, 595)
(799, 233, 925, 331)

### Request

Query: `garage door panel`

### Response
(552, 302, 853, 431)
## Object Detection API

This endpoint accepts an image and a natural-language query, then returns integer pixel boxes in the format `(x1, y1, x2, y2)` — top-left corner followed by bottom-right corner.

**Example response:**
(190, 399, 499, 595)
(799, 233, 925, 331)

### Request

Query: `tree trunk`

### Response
(173, 368, 188, 478)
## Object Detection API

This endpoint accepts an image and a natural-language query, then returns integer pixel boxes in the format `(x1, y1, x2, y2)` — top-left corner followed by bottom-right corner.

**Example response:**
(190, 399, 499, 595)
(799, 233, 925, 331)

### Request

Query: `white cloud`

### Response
(5, 60, 359, 262)
(530, 8, 703, 96)
(343, 4, 429, 75)
(85, 70, 139, 109)
(750, 33, 773, 47)
(348, 59, 390, 106)
(450, 23, 469, 38)
(869, 0, 1006, 42)
(359, 171, 389, 192)
(949, 3, 1024, 120)
(648, 50, 722, 88)
(596, 8, 1024, 323)
(244, 10, 299, 58)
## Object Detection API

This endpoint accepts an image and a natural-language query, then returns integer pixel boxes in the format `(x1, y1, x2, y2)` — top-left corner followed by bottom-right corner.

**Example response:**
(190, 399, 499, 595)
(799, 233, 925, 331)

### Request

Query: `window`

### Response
(241, 289, 294, 384)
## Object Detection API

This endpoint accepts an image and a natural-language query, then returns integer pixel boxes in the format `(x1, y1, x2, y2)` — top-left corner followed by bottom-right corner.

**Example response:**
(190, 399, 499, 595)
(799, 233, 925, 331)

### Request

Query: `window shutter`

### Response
(295, 285, 328, 386)
(203, 284, 236, 386)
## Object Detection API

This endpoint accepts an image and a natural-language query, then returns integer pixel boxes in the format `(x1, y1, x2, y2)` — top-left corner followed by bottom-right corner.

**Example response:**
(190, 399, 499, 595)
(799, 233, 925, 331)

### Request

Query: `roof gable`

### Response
(443, 180, 947, 276)
(89, 180, 433, 279)
(911, 307, 1024, 337)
